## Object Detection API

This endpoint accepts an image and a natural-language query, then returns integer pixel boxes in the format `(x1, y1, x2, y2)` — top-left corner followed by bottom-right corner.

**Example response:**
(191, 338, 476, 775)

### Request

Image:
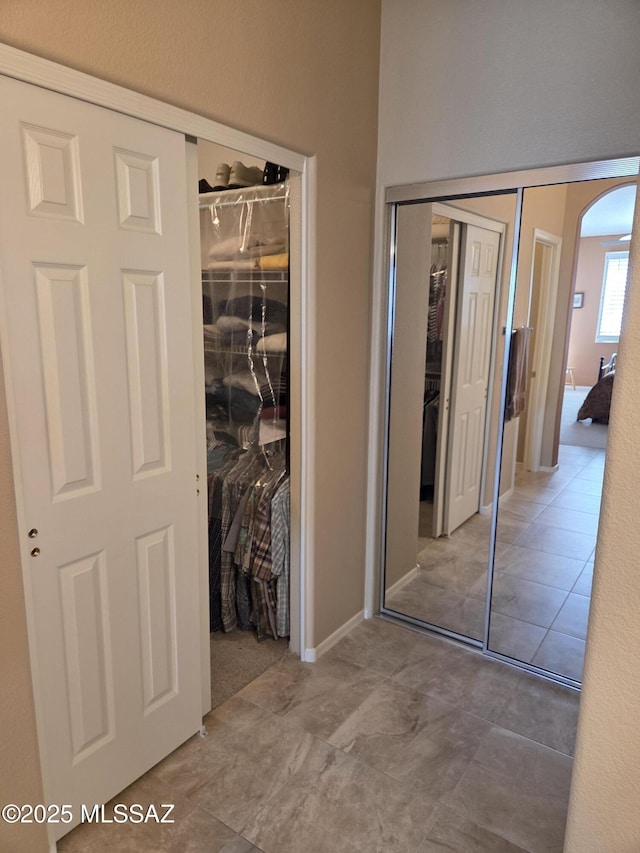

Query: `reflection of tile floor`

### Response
(59, 618, 578, 852)
(386, 444, 603, 681)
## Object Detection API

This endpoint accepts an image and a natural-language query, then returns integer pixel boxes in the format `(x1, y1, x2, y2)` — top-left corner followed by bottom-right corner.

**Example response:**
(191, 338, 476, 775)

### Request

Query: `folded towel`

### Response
(257, 332, 287, 353)
(256, 252, 289, 270)
(208, 236, 286, 261)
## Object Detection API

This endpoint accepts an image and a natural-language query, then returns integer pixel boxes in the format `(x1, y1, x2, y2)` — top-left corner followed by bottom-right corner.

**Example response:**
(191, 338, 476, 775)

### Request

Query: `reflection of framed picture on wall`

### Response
(573, 292, 584, 309)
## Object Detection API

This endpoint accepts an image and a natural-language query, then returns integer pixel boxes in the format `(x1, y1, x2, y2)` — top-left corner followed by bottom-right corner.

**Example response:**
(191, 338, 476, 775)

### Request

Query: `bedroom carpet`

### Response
(559, 386, 608, 449)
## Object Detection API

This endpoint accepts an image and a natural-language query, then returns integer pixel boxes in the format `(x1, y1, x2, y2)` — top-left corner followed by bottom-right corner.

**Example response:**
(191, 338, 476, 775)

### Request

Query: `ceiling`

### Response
(580, 184, 637, 237)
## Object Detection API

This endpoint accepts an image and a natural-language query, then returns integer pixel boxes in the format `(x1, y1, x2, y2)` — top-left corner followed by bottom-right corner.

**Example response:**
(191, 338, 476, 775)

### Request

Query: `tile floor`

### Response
(58, 617, 579, 852)
(386, 444, 603, 682)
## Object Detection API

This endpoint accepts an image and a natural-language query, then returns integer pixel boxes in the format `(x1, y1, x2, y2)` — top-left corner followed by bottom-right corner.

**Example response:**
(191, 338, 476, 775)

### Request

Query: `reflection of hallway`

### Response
(386, 443, 602, 682)
(491, 444, 600, 680)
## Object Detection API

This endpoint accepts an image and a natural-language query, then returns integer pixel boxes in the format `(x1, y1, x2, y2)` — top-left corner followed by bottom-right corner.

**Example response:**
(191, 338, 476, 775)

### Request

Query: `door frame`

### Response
(0, 41, 315, 839)
(523, 229, 562, 472)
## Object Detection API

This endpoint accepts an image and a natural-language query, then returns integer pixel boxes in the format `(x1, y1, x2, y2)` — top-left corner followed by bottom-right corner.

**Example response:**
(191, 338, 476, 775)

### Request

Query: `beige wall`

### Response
(567, 236, 621, 387)
(512, 184, 568, 463)
(385, 205, 432, 590)
(378, 2, 640, 848)
(0, 3, 380, 850)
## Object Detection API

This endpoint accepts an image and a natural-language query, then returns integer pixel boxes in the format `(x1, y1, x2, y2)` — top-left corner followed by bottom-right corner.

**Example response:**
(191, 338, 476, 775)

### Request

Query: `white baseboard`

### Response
(385, 565, 420, 599)
(303, 609, 364, 662)
(539, 464, 559, 473)
(499, 486, 514, 504)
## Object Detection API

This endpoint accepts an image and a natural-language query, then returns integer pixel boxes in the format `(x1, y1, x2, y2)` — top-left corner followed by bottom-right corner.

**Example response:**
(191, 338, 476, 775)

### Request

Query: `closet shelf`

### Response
(199, 181, 288, 208)
(203, 340, 286, 357)
(202, 269, 288, 285)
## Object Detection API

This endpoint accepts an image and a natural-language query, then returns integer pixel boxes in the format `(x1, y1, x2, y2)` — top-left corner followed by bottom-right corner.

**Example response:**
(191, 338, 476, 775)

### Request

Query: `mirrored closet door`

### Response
(383, 192, 518, 643)
(379, 159, 639, 686)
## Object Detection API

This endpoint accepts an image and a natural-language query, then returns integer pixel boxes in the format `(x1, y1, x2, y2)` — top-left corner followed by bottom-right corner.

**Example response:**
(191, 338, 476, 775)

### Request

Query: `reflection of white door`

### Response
(0, 76, 202, 838)
(444, 224, 500, 535)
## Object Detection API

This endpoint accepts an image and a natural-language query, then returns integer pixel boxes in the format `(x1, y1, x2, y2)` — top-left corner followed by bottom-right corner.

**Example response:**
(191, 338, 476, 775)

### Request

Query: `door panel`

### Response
(0, 75, 202, 837)
(445, 224, 500, 534)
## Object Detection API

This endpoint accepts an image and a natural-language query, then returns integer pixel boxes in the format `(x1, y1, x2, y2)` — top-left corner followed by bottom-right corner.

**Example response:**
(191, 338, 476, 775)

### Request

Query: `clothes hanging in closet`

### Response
(207, 448, 290, 640)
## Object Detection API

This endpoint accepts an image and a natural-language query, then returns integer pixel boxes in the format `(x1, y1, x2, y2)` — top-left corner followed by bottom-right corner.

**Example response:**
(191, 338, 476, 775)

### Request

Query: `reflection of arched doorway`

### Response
(559, 183, 636, 452)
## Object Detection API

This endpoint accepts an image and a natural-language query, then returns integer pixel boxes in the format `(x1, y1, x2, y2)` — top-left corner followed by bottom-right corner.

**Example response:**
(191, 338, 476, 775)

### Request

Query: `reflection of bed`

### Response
(577, 354, 616, 424)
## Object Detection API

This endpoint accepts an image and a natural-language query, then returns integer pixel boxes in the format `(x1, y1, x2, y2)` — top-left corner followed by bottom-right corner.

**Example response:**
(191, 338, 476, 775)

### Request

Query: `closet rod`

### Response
(199, 193, 287, 209)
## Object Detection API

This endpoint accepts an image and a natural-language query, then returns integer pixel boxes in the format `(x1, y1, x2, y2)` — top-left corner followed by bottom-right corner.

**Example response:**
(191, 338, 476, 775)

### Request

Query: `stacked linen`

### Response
(207, 235, 288, 271)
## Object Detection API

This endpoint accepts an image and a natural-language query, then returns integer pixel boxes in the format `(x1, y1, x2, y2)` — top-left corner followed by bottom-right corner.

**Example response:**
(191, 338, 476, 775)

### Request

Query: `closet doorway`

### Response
(196, 140, 294, 708)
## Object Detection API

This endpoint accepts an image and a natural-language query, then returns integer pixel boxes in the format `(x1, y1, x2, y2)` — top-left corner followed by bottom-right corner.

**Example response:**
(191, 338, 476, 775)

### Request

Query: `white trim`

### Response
(295, 156, 317, 658)
(524, 230, 562, 472)
(186, 140, 212, 717)
(305, 610, 365, 662)
(539, 464, 559, 473)
(432, 202, 507, 234)
(385, 566, 420, 599)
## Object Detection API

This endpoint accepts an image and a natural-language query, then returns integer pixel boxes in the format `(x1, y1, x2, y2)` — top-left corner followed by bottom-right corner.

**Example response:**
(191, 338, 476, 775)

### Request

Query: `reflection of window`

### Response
(596, 250, 629, 343)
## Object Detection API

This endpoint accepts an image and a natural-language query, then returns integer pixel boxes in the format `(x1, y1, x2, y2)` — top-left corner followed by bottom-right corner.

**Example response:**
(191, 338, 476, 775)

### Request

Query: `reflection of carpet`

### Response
(560, 386, 608, 449)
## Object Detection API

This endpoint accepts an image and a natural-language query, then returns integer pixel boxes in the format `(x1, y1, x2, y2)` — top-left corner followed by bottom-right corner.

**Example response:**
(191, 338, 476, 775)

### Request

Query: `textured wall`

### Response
(0, 3, 381, 850)
(376, 2, 640, 848)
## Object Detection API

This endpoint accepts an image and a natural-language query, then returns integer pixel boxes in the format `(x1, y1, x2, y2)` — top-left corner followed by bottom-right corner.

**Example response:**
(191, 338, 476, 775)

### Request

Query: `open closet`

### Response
(197, 142, 292, 706)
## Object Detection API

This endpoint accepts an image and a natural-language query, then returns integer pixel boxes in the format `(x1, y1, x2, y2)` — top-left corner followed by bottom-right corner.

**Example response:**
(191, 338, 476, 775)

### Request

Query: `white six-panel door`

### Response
(0, 75, 203, 838)
(444, 224, 500, 535)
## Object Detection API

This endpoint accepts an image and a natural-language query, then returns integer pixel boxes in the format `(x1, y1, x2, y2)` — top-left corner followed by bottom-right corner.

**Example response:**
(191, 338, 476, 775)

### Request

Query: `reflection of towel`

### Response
(505, 326, 531, 421)
(208, 236, 286, 260)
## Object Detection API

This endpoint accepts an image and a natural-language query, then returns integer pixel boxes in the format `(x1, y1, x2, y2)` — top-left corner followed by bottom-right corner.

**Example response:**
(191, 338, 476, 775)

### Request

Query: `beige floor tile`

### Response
(535, 505, 600, 536)
(493, 671, 580, 756)
(391, 640, 518, 722)
(443, 727, 573, 852)
(242, 736, 437, 853)
(549, 488, 601, 515)
(513, 521, 596, 561)
(236, 653, 384, 740)
(327, 616, 425, 676)
(58, 772, 240, 853)
(496, 510, 532, 544)
(532, 631, 586, 682)
(498, 496, 547, 522)
(153, 696, 315, 833)
(441, 595, 486, 640)
(387, 576, 468, 629)
(495, 544, 584, 590)
(551, 593, 591, 640)
(328, 680, 492, 801)
(491, 573, 568, 628)
(417, 805, 528, 852)
(487, 611, 546, 663)
(416, 547, 490, 597)
(571, 565, 594, 597)
(561, 477, 603, 497)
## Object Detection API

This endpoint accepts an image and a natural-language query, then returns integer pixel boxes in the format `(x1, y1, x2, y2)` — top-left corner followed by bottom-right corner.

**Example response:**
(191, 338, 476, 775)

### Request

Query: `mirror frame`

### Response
(375, 156, 640, 687)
